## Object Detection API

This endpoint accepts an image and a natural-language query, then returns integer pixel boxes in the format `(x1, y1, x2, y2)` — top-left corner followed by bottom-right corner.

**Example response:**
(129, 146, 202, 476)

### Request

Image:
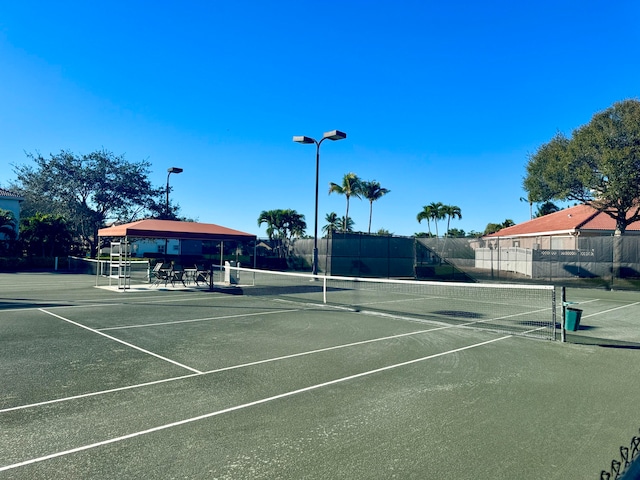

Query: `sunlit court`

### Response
(1, 271, 639, 479)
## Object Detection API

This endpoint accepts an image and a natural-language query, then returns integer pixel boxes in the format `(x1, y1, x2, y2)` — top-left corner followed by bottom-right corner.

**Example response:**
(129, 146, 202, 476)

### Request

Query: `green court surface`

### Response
(1, 273, 639, 479)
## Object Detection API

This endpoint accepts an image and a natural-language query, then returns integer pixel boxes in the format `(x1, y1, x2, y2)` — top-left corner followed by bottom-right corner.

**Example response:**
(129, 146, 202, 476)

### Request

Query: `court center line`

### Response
(38, 309, 202, 374)
(0, 334, 512, 473)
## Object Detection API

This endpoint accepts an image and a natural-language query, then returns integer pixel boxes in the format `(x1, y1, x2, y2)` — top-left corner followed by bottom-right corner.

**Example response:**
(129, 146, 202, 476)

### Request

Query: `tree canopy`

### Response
(12, 149, 165, 256)
(523, 99, 640, 234)
(257, 209, 307, 257)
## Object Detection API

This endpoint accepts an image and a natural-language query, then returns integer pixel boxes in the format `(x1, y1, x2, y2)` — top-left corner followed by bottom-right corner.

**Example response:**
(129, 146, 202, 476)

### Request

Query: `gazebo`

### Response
(97, 219, 256, 289)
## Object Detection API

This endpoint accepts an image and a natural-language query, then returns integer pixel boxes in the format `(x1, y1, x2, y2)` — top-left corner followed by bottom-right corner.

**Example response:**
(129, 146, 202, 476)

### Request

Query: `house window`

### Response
(512, 240, 520, 248)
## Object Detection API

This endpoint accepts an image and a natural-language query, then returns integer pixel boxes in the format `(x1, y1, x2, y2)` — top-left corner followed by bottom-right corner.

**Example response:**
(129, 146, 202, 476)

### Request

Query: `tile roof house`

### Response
(473, 204, 640, 279)
(0, 188, 23, 239)
(483, 203, 640, 250)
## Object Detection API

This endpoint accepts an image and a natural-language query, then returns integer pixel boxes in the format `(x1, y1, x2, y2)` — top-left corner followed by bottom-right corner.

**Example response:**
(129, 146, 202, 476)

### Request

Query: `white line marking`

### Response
(581, 301, 640, 318)
(38, 309, 202, 374)
(0, 335, 511, 472)
(1, 316, 495, 414)
(97, 309, 299, 331)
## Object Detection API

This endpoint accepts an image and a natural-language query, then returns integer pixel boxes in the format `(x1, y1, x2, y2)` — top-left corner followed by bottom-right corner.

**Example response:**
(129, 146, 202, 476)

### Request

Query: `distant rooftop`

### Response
(485, 203, 640, 237)
(0, 188, 23, 200)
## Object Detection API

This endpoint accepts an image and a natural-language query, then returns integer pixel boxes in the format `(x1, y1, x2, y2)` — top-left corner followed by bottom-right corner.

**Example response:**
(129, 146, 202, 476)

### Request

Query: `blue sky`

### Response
(1, 1, 638, 238)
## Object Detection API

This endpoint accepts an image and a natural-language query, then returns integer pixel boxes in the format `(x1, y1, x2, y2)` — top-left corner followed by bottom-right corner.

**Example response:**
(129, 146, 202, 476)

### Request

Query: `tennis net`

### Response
(224, 265, 558, 340)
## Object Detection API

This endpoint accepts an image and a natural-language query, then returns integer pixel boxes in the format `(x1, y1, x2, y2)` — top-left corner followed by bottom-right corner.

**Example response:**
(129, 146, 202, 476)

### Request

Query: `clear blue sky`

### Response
(1, 1, 638, 238)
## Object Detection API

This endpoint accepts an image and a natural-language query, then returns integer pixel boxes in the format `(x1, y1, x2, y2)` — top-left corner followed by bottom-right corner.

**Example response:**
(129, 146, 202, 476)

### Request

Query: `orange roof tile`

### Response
(98, 219, 256, 241)
(486, 204, 640, 237)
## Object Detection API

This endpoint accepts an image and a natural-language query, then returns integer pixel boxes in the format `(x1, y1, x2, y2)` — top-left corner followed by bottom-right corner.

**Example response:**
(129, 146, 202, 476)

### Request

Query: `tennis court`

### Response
(1, 271, 639, 479)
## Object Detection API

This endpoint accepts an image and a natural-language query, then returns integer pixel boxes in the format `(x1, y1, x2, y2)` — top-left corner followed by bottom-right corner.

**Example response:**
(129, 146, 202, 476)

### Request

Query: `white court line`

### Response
(97, 309, 300, 331)
(0, 315, 489, 414)
(38, 309, 202, 374)
(581, 301, 640, 318)
(0, 334, 512, 473)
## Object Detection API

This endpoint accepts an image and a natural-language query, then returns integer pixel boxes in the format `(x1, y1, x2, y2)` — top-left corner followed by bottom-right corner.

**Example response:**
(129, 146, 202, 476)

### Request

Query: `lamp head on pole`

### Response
(292, 135, 315, 144)
(167, 167, 183, 174)
(323, 130, 347, 141)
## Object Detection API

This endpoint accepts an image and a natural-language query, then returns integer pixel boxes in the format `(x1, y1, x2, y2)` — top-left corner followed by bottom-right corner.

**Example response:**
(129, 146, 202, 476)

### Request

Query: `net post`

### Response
(561, 286, 566, 343)
(323, 276, 327, 303)
(552, 287, 557, 340)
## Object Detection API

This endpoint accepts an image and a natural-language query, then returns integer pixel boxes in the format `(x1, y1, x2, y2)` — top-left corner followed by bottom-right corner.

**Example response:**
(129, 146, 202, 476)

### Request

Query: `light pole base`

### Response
(312, 247, 319, 275)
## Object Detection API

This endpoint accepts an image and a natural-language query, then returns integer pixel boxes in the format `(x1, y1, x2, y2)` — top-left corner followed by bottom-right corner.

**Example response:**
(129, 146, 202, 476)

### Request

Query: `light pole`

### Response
(293, 130, 347, 275)
(165, 167, 183, 259)
(166, 167, 183, 218)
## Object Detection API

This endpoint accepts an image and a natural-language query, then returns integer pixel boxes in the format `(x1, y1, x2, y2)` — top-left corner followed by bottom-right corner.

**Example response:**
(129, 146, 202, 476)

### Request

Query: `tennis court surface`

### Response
(1, 271, 639, 479)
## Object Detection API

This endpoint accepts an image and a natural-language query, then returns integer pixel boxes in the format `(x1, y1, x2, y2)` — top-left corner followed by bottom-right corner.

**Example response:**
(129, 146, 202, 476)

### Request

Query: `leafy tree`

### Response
(446, 228, 466, 238)
(20, 213, 74, 257)
(523, 99, 640, 235)
(322, 212, 340, 237)
(0, 209, 18, 256)
(376, 228, 392, 235)
(414, 232, 433, 238)
(0, 209, 17, 241)
(535, 201, 560, 218)
(442, 205, 462, 236)
(360, 180, 390, 234)
(329, 173, 362, 232)
(12, 149, 165, 256)
(483, 219, 515, 235)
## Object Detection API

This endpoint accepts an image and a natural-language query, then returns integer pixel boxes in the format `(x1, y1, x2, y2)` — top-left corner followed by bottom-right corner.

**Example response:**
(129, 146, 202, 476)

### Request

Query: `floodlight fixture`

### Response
(292, 129, 347, 275)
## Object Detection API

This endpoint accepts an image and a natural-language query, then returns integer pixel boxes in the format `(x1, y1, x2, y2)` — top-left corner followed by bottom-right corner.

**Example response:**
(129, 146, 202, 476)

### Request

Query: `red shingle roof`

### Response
(486, 204, 640, 237)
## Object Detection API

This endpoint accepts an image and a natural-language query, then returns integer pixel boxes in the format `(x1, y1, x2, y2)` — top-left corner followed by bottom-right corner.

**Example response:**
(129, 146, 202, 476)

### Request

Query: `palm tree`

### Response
(257, 209, 282, 243)
(258, 209, 306, 258)
(428, 202, 446, 237)
(520, 195, 534, 220)
(416, 205, 433, 236)
(329, 173, 362, 232)
(442, 205, 462, 237)
(280, 209, 307, 256)
(336, 216, 355, 233)
(322, 212, 340, 237)
(360, 180, 390, 234)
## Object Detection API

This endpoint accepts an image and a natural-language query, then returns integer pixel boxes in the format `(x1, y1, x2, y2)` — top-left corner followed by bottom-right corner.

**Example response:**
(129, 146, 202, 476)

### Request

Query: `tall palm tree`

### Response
(428, 201, 446, 237)
(329, 172, 362, 232)
(442, 204, 462, 237)
(416, 205, 433, 237)
(520, 195, 534, 220)
(360, 180, 390, 234)
(322, 212, 340, 236)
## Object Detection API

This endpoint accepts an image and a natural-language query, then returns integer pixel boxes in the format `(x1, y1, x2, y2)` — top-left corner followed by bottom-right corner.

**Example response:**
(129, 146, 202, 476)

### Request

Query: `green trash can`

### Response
(565, 307, 583, 331)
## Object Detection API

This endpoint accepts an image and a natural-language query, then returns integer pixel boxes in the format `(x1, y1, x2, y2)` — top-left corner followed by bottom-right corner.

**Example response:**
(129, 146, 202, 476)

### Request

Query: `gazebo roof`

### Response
(98, 219, 256, 242)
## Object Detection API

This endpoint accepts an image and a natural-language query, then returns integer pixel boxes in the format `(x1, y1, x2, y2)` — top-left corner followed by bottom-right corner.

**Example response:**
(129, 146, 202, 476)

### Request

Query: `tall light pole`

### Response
(293, 130, 347, 275)
(166, 167, 183, 218)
